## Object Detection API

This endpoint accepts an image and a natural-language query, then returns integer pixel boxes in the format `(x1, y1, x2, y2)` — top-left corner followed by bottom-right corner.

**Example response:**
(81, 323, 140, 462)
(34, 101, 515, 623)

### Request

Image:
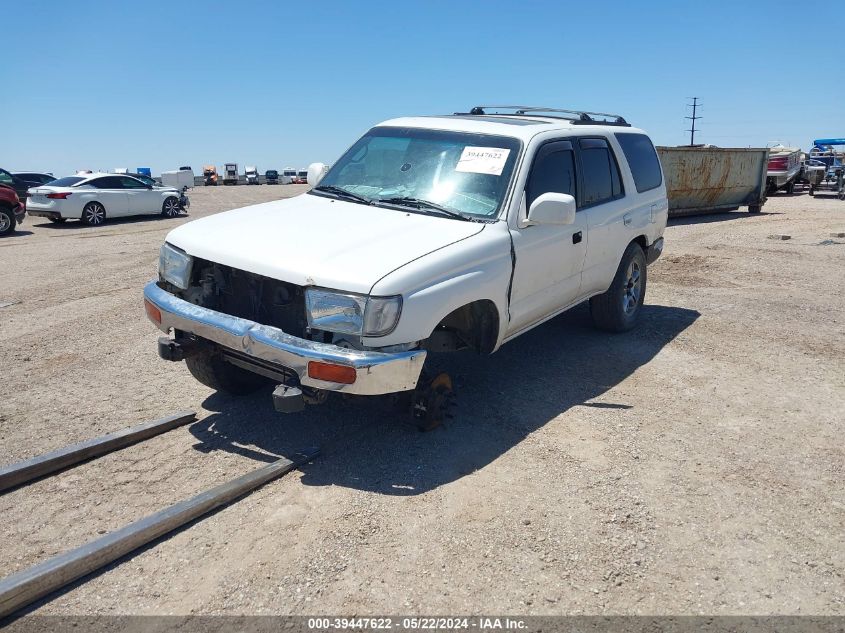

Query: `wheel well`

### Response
(632, 235, 648, 251)
(425, 300, 500, 354)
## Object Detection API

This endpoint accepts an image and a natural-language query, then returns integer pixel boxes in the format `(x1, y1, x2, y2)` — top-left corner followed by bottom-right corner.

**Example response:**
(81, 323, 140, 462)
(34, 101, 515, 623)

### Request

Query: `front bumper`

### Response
(13, 203, 26, 222)
(143, 281, 426, 395)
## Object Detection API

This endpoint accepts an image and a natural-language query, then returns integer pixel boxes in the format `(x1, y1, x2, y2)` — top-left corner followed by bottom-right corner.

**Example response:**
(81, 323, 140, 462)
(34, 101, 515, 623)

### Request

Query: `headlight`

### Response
(305, 289, 402, 337)
(159, 243, 192, 289)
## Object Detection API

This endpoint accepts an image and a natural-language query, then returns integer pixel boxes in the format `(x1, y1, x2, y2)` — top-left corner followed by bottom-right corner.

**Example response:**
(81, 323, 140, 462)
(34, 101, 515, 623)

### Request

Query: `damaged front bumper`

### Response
(143, 281, 426, 395)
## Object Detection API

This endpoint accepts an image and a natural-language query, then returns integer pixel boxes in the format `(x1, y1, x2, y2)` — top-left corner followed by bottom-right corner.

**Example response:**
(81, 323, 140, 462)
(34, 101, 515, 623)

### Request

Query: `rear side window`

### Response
(48, 176, 84, 187)
(579, 138, 624, 206)
(0, 170, 14, 186)
(526, 141, 576, 209)
(86, 176, 123, 189)
(615, 133, 662, 192)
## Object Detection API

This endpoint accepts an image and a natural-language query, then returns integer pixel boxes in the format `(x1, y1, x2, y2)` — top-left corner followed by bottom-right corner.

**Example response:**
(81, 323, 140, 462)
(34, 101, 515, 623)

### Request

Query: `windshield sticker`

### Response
(455, 147, 511, 176)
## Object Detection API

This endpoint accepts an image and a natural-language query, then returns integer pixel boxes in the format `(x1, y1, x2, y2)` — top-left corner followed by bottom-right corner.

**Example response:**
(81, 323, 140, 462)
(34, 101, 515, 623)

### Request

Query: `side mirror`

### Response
(527, 192, 576, 225)
(307, 162, 328, 187)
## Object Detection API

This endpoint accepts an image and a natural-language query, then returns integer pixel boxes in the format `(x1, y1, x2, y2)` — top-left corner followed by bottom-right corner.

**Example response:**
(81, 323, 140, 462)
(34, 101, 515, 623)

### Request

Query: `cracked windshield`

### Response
(314, 127, 521, 218)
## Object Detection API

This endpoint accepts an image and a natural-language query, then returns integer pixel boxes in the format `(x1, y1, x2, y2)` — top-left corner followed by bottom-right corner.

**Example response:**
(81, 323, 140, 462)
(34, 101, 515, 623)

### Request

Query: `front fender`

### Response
(363, 224, 513, 349)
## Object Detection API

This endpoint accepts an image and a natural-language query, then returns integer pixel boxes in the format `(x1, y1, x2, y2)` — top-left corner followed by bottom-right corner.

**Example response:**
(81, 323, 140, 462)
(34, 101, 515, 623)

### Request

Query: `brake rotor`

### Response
(413, 372, 454, 432)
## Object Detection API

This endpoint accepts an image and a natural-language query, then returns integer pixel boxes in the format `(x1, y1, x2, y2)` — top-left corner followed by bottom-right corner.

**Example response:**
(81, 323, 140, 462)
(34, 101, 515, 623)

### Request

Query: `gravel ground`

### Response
(0, 185, 843, 616)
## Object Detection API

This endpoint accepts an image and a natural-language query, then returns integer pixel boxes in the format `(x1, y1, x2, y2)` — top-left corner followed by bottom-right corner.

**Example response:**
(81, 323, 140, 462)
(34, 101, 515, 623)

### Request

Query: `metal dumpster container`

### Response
(656, 146, 769, 217)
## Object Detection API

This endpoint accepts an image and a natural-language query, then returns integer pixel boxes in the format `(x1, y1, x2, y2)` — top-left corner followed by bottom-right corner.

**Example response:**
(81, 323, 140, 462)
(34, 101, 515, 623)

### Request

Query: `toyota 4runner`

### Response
(144, 105, 667, 428)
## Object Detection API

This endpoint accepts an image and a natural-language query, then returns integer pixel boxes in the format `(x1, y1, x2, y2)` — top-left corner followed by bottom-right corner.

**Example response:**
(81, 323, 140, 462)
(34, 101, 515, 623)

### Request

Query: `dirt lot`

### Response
(0, 185, 843, 616)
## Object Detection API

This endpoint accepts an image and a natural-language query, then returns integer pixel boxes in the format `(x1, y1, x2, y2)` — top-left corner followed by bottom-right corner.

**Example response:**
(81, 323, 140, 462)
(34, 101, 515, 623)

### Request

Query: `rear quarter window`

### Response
(615, 133, 662, 193)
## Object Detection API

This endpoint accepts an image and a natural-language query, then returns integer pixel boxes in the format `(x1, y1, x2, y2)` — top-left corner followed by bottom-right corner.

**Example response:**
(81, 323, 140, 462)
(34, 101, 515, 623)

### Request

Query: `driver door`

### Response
(506, 141, 588, 336)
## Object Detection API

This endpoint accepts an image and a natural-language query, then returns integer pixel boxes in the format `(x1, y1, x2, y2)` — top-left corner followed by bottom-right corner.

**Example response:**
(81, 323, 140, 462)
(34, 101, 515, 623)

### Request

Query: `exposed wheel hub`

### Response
(412, 372, 455, 431)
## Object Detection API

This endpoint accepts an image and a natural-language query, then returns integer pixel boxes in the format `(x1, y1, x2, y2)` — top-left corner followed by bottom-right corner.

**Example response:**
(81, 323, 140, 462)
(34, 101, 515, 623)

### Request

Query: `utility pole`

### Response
(686, 97, 702, 146)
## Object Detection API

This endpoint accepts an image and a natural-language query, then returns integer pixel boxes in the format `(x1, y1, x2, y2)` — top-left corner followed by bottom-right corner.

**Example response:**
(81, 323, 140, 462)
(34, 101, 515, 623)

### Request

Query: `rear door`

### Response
(85, 176, 129, 216)
(576, 137, 633, 295)
(119, 176, 156, 214)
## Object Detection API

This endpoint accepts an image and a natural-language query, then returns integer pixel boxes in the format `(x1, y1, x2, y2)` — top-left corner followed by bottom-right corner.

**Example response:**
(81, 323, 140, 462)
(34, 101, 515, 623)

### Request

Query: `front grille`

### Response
(179, 258, 309, 338)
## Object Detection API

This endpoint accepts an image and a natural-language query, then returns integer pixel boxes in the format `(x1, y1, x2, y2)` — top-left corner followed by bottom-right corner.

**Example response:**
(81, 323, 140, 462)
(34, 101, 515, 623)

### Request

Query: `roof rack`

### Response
(456, 105, 630, 127)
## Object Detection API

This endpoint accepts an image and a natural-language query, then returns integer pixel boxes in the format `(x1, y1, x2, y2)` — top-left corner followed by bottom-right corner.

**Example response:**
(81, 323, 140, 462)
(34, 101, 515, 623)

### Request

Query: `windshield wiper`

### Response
(311, 185, 371, 205)
(376, 197, 473, 221)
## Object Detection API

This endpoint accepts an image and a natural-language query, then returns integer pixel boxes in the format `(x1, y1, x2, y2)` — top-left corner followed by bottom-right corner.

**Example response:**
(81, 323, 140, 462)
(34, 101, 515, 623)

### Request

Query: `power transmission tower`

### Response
(686, 97, 702, 146)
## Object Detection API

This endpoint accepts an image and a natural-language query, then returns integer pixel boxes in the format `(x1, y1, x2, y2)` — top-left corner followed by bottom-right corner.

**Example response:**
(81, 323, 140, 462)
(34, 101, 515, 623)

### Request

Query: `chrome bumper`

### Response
(143, 281, 426, 395)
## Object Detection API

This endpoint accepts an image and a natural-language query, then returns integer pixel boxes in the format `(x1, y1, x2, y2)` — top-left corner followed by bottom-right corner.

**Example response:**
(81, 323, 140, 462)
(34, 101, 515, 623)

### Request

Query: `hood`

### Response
(165, 193, 485, 294)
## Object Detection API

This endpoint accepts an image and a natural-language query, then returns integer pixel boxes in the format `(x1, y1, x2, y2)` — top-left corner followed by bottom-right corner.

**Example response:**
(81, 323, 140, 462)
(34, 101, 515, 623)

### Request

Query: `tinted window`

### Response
(615, 133, 662, 192)
(0, 170, 14, 186)
(120, 176, 147, 189)
(526, 142, 576, 209)
(86, 176, 123, 189)
(131, 174, 155, 186)
(47, 176, 85, 187)
(579, 138, 624, 206)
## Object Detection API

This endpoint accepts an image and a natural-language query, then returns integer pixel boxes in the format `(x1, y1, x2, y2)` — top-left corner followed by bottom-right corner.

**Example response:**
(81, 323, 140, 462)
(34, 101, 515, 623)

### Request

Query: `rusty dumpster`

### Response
(656, 146, 769, 217)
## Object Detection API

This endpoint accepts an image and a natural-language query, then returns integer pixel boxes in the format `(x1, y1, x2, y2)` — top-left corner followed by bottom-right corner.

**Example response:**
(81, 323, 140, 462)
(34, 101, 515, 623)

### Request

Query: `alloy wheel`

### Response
(622, 261, 641, 315)
(163, 198, 180, 217)
(85, 203, 105, 225)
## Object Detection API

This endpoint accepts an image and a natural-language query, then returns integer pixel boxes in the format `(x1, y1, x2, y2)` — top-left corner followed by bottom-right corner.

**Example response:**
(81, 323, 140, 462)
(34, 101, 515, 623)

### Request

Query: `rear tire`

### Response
(589, 242, 647, 332)
(81, 201, 106, 226)
(185, 351, 268, 395)
(0, 207, 15, 236)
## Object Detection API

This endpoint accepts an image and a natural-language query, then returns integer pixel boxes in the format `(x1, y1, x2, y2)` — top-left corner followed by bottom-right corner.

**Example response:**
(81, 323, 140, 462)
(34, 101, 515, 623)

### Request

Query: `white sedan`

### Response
(26, 173, 187, 225)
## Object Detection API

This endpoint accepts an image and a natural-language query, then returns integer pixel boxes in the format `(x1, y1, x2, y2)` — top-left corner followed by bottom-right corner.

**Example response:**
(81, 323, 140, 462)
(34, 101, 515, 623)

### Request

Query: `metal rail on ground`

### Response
(0, 448, 318, 619)
(0, 411, 197, 493)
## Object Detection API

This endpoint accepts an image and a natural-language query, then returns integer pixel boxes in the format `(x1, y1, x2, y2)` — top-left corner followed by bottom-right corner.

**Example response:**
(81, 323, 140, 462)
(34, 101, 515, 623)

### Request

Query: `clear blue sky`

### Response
(3, 0, 843, 176)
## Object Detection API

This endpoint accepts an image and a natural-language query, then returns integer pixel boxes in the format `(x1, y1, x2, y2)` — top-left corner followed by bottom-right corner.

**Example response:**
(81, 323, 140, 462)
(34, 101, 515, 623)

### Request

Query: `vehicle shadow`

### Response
(668, 210, 782, 226)
(30, 213, 187, 229)
(188, 302, 699, 496)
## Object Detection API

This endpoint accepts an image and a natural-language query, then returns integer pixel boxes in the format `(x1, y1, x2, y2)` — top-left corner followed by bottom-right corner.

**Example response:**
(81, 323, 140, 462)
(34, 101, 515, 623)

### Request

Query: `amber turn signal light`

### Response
(307, 361, 356, 384)
(144, 299, 162, 325)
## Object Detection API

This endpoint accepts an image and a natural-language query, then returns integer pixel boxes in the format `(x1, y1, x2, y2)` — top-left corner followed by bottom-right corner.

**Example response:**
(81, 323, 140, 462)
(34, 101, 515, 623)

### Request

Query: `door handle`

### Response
(572, 231, 583, 244)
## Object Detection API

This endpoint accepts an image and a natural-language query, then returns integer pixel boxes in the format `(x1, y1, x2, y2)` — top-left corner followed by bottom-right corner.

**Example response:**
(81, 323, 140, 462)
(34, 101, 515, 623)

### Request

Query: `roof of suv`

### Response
(376, 112, 647, 142)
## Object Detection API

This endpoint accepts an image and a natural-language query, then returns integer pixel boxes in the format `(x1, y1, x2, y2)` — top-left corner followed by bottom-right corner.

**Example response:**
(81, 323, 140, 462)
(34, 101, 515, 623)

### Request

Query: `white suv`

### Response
(144, 106, 667, 428)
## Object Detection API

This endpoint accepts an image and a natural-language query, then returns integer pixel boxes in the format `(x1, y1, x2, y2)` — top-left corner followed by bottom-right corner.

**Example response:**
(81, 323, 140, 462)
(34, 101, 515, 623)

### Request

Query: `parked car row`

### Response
(203, 164, 310, 185)
(0, 169, 190, 235)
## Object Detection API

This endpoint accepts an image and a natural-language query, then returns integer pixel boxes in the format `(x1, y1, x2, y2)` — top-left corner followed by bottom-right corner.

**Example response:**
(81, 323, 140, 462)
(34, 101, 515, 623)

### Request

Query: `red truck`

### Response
(0, 182, 25, 236)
